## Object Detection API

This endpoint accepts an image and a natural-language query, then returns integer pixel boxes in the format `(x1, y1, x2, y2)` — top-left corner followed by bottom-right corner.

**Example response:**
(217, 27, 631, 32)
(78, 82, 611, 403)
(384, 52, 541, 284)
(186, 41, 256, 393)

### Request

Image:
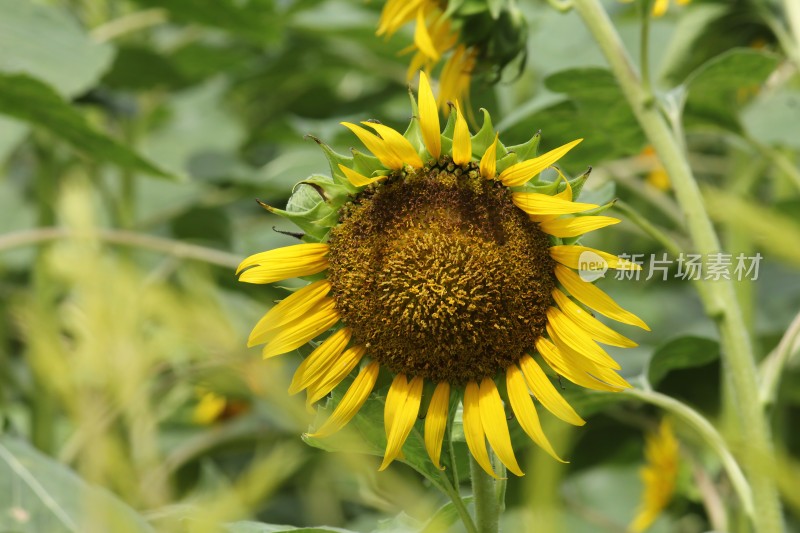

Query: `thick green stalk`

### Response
(570, 1, 783, 531)
(470, 455, 500, 533)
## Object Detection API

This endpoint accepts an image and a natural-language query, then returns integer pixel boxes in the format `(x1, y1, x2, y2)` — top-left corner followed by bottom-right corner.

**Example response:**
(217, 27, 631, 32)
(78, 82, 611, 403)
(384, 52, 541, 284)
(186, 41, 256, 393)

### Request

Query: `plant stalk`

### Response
(470, 455, 501, 533)
(571, 1, 783, 530)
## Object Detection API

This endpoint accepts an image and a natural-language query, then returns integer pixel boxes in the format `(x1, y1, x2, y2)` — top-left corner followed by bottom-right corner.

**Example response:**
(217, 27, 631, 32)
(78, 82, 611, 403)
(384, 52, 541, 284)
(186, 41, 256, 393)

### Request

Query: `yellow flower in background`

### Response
(622, 0, 691, 17)
(237, 72, 648, 476)
(193, 390, 227, 425)
(640, 146, 670, 191)
(193, 389, 250, 425)
(652, 0, 690, 17)
(630, 419, 680, 532)
(378, 0, 476, 111)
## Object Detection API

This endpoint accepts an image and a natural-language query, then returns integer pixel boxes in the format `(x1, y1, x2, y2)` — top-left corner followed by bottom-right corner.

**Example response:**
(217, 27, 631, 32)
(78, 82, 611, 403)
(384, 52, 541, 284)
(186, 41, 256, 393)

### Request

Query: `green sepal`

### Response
(506, 129, 541, 162)
(404, 85, 427, 157)
(567, 167, 592, 200)
(518, 179, 560, 195)
(442, 104, 457, 138)
(268, 174, 350, 242)
(471, 108, 508, 159)
(307, 135, 355, 190)
(351, 148, 385, 177)
(495, 130, 541, 175)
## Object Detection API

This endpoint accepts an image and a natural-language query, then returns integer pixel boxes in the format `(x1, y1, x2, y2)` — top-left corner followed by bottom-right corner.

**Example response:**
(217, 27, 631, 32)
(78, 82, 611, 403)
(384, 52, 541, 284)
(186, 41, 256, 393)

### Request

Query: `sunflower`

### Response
(236, 72, 648, 477)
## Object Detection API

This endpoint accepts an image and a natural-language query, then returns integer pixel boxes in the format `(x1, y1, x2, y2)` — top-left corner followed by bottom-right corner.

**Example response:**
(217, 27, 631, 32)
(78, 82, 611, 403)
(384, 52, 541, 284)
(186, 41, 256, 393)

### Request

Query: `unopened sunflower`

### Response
(237, 72, 648, 477)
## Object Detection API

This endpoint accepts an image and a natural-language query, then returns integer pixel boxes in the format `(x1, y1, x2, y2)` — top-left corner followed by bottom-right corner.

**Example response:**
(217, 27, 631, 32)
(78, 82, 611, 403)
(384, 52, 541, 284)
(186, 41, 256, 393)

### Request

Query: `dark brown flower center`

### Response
(327, 158, 556, 384)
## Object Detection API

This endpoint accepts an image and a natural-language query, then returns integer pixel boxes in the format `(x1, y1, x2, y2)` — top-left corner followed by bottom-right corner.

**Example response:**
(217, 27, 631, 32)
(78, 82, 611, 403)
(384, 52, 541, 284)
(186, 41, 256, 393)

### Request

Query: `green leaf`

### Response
(683, 48, 781, 134)
(131, 0, 283, 44)
(742, 80, 800, 148)
(507, 68, 644, 170)
(421, 497, 474, 533)
(0, 74, 172, 179)
(0, 115, 27, 162)
(0, 436, 155, 533)
(658, 4, 770, 87)
(0, 0, 113, 97)
(223, 523, 356, 533)
(648, 336, 721, 387)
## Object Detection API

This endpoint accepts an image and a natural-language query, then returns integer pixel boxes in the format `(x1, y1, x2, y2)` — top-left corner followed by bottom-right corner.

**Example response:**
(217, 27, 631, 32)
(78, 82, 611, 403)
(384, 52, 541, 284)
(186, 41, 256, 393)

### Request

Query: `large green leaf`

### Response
(0, 436, 154, 533)
(647, 336, 720, 387)
(742, 80, 800, 148)
(683, 48, 781, 134)
(508, 68, 645, 169)
(0, 0, 113, 97)
(0, 74, 171, 179)
(224, 522, 355, 533)
(658, 3, 772, 87)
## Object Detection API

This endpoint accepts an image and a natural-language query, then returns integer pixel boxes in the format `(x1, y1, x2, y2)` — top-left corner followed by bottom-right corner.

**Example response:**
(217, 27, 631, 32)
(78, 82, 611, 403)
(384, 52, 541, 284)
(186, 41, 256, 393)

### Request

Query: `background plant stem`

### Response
(570, 0, 784, 531)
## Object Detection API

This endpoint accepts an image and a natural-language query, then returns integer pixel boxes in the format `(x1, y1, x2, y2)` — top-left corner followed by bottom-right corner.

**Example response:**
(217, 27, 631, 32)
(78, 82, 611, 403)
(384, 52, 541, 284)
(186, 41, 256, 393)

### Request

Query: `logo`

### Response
(578, 250, 608, 282)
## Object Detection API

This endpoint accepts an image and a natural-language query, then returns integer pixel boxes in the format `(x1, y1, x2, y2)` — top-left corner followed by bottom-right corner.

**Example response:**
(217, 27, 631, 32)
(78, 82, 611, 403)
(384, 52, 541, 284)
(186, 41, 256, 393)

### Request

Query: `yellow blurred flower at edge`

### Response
(630, 419, 680, 532)
(377, 0, 477, 112)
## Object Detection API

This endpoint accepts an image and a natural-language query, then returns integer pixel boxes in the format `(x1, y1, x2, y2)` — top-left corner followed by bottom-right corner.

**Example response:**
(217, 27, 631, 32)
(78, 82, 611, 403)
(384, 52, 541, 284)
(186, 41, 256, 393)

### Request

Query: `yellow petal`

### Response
(261, 299, 340, 359)
(517, 354, 585, 426)
(550, 245, 642, 271)
(546, 308, 621, 370)
(305, 345, 366, 404)
(463, 381, 498, 478)
(306, 361, 380, 438)
(424, 381, 450, 469)
(552, 289, 637, 348)
(338, 164, 386, 187)
(289, 328, 352, 394)
(479, 377, 524, 476)
(248, 280, 332, 347)
(438, 45, 465, 111)
(505, 365, 565, 462)
(539, 216, 620, 238)
(498, 139, 583, 187)
(384, 374, 407, 440)
(480, 133, 499, 179)
(341, 122, 403, 169)
(547, 328, 633, 390)
(361, 121, 423, 169)
(237, 243, 329, 284)
(452, 101, 472, 165)
(377, 0, 421, 36)
(555, 264, 650, 330)
(535, 338, 625, 392)
(552, 168, 573, 201)
(418, 71, 441, 159)
(512, 192, 598, 217)
(380, 375, 424, 470)
(414, 8, 439, 61)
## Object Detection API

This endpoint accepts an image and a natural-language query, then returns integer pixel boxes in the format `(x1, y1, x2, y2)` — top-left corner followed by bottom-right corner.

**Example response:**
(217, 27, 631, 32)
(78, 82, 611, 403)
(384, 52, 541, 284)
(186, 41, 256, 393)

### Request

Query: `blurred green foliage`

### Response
(0, 0, 799, 532)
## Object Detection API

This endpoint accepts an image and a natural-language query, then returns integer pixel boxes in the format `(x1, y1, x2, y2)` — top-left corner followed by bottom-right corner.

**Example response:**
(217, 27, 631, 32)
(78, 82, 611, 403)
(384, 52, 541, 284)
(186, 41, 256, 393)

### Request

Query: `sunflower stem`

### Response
(470, 454, 501, 533)
(571, 1, 784, 531)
